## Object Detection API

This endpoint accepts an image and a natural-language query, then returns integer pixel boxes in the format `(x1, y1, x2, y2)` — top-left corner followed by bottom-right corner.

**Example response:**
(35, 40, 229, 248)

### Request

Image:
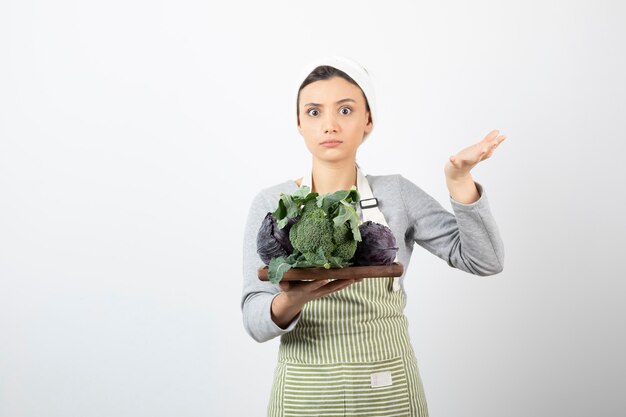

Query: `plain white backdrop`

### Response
(1, 1, 625, 416)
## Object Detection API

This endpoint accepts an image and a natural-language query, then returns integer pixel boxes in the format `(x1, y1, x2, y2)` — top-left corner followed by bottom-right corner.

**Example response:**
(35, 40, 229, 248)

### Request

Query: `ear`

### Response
(364, 112, 373, 134)
(297, 117, 304, 136)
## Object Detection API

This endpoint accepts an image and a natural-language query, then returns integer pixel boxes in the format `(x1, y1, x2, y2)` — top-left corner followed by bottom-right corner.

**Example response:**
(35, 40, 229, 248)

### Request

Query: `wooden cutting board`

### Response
(257, 262, 403, 281)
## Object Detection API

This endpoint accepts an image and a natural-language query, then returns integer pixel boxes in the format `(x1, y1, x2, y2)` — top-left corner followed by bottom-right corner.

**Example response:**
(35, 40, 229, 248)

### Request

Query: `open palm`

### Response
(445, 129, 507, 179)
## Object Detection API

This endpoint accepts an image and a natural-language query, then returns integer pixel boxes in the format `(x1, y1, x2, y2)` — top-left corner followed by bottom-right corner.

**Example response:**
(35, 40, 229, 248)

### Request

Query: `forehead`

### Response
(299, 77, 365, 106)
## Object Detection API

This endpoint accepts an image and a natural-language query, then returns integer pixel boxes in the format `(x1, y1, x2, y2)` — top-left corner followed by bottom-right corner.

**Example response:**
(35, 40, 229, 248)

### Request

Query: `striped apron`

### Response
(266, 163, 429, 416)
(267, 277, 429, 416)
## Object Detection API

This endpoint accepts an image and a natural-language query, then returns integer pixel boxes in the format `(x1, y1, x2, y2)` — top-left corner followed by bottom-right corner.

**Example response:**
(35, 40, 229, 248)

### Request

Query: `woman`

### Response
(241, 56, 506, 417)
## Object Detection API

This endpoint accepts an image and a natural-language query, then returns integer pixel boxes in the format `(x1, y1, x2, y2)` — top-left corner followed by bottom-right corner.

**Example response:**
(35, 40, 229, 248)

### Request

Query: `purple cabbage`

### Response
(256, 212, 298, 265)
(353, 220, 399, 266)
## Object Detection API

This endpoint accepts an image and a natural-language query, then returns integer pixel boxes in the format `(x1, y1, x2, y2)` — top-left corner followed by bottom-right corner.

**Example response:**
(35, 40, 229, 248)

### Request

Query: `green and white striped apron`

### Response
(267, 163, 429, 416)
(267, 276, 429, 416)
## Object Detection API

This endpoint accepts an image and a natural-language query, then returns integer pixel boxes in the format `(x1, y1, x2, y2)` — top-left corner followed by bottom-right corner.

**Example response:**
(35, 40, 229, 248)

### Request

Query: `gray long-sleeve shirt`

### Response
(241, 174, 505, 343)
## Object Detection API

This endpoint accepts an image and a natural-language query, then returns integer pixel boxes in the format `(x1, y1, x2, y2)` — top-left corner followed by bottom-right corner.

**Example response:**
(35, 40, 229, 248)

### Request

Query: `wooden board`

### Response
(258, 263, 403, 281)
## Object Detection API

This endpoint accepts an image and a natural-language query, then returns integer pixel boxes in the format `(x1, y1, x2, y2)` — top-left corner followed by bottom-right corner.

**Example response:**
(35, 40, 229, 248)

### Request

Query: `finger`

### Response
(307, 279, 332, 291)
(314, 279, 352, 297)
(486, 129, 500, 141)
(485, 135, 506, 154)
(489, 134, 505, 144)
(326, 279, 357, 293)
(282, 279, 325, 293)
(309, 279, 339, 294)
(481, 139, 499, 155)
(492, 136, 505, 150)
(493, 133, 508, 144)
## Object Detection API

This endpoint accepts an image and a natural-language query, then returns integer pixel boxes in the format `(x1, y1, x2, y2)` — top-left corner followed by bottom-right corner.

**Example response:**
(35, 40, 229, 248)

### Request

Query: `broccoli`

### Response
(288, 204, 359, 266)
(332, 223, 358, 261)
(289, 206, 336, 257)
(267, 185, 362, 283)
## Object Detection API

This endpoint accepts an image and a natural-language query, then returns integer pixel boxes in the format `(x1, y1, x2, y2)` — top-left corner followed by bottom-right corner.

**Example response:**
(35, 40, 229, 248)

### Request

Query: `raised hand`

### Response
(445, 129, 507, 181)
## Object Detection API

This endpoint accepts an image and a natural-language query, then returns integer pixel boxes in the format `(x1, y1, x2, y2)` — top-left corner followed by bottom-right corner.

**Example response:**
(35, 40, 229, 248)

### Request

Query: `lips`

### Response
(320, 139, 343, 145)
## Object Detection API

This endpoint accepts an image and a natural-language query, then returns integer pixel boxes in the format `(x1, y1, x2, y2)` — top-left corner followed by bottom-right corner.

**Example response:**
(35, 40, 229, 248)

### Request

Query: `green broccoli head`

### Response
(268, 186, 361, 281)
(289, 207, 336, 256)
(331, 223, 358, 261)
(303, 199, 319, 212)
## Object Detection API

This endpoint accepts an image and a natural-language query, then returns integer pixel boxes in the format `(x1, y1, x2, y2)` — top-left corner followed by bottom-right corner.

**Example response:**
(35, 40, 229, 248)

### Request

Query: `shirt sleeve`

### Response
(241, 190, 302, 343)
(398, 175, 505, 276)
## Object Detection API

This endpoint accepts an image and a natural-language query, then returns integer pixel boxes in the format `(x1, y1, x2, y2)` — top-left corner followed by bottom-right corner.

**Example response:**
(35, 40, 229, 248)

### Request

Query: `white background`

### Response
(1, 1, 625, 416)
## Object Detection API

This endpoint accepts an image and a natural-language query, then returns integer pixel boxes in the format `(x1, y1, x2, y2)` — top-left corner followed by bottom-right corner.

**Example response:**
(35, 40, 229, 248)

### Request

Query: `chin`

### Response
(315, 152, 354, 163)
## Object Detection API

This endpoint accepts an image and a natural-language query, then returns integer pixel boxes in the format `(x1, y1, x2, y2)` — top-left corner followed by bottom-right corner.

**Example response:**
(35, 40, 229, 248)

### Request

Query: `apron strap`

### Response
(301, 161, 401, 292)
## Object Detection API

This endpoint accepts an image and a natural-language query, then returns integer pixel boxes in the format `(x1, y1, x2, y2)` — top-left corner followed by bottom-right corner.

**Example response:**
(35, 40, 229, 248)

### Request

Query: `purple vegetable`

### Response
(256, 212, 298, 265)
(353, 221, 398, 266)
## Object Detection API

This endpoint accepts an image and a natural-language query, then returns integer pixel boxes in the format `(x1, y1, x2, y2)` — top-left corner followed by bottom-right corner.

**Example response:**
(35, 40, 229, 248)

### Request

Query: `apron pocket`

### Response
(343, 356, 411, 416)
(282, 362, 345, 417)
(281, 357, 411, 417)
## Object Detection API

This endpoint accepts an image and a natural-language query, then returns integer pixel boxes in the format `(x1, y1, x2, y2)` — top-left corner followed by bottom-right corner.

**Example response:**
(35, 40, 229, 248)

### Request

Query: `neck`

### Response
(311, 157, 357, 195)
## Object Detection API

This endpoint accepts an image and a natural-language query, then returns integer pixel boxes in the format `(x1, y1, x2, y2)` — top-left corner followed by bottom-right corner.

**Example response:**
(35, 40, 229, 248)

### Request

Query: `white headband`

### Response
(294, 55, 377, 141)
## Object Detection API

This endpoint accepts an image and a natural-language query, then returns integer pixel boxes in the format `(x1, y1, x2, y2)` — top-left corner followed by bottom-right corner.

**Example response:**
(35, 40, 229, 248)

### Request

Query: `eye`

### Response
(307, 108, 319, 117)
(339, 106, 352, 115)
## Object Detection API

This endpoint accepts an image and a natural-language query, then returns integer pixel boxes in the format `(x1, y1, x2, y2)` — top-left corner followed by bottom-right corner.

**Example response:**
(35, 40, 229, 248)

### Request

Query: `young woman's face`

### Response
(297, 76, 372, 163)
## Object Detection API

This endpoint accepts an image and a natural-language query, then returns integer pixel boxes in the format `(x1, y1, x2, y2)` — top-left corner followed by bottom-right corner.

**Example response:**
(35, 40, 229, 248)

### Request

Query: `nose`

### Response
(323, 111, 339, 133)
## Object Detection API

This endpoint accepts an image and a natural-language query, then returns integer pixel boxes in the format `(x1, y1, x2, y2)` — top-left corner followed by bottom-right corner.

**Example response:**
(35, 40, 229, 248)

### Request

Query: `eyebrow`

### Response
(303, 98, 357, 107)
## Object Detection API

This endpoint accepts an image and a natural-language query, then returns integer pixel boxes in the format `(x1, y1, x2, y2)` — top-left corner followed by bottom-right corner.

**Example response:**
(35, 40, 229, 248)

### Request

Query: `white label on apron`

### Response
(370, 371, 393, 388)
